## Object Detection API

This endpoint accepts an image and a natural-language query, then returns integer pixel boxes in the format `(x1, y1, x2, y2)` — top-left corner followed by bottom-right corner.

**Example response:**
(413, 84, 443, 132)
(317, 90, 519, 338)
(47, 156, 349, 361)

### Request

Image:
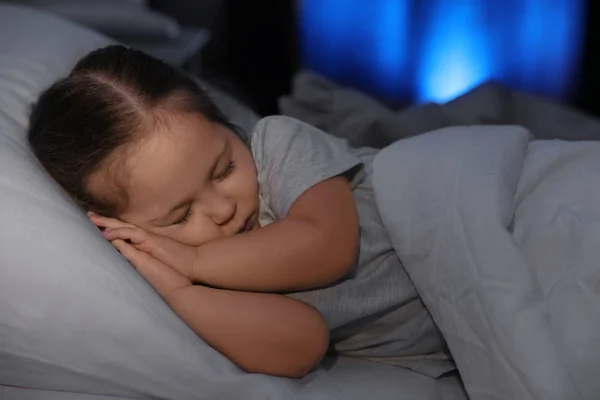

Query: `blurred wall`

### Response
(299, 0, 586, 105)
(153, 1, 600, 118)
(151, 0, 299, 116)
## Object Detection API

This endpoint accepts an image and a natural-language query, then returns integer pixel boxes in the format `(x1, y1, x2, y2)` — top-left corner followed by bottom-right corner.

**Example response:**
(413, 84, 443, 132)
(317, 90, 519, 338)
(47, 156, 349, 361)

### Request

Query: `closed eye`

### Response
(214, 161, 235, 181)
(173, 207, 192, 225)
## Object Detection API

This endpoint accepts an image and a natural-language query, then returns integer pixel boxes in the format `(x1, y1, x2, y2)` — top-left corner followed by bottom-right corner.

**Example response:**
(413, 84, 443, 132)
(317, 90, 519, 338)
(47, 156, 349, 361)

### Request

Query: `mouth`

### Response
(236, 214, 255, 234)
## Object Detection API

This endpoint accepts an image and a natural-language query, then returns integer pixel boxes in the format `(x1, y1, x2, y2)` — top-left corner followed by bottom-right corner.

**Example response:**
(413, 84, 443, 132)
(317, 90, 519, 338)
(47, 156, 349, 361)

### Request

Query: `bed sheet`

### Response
(0, 357, 467, 400)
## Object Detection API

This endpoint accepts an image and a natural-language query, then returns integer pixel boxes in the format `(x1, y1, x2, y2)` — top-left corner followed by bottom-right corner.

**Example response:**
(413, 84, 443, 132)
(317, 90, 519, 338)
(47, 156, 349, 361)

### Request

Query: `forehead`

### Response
(125, 113, 227, 214)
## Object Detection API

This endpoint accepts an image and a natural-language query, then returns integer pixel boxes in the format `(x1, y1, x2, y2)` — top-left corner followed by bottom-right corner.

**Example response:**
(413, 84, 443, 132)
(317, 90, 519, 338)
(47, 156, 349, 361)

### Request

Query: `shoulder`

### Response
(250, 115, 355, 159)
(252, 115, 309, 134)
(250, 116, 319, 150)
(249, 116, 324, 169)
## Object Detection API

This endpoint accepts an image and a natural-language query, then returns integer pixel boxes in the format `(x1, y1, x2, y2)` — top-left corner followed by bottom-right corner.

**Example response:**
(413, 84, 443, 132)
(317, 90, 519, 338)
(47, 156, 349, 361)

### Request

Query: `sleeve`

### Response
(250, 116, 364, 218)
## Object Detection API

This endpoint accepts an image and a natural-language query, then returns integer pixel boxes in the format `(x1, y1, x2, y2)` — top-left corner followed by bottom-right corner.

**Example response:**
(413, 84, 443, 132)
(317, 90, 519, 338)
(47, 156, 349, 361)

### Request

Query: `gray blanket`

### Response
(281, 74, 600, 400)
(373, 127, 600, 400)
(280, 72, 600, 147)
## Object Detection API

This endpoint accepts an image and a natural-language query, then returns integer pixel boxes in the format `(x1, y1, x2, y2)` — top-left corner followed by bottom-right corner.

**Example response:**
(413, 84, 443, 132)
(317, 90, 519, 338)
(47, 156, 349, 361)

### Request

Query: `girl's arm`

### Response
(164, 286, 329, 378)
(111, 238, 329, 379)
(100, 175, 359, 293)
(191, 175, 359, 292)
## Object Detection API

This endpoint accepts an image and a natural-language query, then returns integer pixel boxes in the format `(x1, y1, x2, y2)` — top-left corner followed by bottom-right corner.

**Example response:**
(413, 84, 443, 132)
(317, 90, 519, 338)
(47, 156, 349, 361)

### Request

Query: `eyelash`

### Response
(215, 161, 235, 180)
(174, 208, 192, 225)
(172, 162, 234, 226)
(172, 161, 235, 226)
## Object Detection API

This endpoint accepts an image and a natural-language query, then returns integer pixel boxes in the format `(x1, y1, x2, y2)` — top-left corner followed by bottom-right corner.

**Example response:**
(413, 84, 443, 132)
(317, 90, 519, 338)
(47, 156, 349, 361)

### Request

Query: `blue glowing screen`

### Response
(298, 0, 585, 103)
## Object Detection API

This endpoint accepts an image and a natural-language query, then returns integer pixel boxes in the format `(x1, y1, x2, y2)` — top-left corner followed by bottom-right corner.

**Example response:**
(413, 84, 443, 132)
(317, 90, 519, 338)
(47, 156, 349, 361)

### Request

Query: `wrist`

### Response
(191, 244, 204, 283)
(190, 240, 226, 288)
(163, 283, 206, 306)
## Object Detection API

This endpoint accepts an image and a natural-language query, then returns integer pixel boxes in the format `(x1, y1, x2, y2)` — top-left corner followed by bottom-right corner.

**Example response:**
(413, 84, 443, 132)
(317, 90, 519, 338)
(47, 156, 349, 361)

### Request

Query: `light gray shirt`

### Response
(250, 116, 453, 377)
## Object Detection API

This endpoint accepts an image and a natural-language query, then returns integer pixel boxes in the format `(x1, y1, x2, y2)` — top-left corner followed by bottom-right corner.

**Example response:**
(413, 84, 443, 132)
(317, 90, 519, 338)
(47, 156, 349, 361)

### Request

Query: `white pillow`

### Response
(0, 5, 305, 399)
(7, 0, 181, 40)
(0, 6, 465, 400)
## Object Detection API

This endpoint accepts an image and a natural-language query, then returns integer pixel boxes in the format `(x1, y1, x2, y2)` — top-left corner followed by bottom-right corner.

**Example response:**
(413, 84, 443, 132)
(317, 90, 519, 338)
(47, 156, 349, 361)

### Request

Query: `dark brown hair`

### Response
(28, 45, 232, 217)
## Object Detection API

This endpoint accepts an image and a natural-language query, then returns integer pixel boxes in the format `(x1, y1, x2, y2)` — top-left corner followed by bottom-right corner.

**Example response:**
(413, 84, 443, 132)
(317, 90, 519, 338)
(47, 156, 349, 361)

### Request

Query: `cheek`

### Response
(236, 161, 258, 200)
(143, 218, 224, 247)
(174, 221, 223, 247)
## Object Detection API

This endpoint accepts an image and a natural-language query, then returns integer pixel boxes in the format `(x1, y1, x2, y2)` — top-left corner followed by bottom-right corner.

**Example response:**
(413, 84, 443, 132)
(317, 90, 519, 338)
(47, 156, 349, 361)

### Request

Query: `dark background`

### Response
(578, 1, 599, 118)
(152, 0, 599, 118)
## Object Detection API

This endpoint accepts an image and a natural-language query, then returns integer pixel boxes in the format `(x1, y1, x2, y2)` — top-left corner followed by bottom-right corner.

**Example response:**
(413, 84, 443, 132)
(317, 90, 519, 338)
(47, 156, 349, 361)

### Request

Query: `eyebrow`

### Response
(148, 138, 230, 225)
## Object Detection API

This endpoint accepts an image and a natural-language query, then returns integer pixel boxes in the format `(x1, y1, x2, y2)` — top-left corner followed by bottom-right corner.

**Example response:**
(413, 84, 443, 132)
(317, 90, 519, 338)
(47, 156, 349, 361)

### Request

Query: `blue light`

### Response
(416, 0, 495, 102)
(370, 0, 409, 98)
(299, 0, 410, 97)
(298, 0, 585, 104)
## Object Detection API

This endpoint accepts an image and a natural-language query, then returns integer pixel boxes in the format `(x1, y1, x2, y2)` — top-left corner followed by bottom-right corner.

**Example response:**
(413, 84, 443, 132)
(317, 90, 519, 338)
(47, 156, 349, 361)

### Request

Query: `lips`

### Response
(236, 214, 254, 234)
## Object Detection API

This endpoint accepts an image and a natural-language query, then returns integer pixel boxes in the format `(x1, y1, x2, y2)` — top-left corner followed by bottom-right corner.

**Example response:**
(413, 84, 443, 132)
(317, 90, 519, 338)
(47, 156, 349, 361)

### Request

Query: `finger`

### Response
(147, 235, 196, 280)
(88, 213, 136, 230)
(103, 227, 148, 245)
(92, 215, 135, 229)
(107, 228, 196, 281)
(112, 239, 191, 296)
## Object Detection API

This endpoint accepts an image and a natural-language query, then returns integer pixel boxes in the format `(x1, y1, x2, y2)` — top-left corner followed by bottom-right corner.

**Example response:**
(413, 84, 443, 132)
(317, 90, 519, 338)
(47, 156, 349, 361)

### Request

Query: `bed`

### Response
(279, 67, 600, 400)
(0, 4, 467, 400)
(2, 4, 599, 400)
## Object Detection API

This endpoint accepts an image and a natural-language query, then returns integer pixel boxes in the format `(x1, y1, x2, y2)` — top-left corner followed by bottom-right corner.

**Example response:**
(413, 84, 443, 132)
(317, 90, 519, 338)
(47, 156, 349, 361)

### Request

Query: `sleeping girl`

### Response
(27, 45, 452, 378)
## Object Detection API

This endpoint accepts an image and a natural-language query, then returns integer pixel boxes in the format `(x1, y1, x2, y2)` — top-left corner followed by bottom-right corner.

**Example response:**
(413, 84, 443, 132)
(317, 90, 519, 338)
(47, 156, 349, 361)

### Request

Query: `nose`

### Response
(204, 192, 236, 226)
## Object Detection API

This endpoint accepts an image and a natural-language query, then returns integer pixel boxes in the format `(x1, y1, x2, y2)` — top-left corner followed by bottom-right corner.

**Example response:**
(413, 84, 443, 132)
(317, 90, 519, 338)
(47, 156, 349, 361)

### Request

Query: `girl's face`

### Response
(113, 113, 259, 246)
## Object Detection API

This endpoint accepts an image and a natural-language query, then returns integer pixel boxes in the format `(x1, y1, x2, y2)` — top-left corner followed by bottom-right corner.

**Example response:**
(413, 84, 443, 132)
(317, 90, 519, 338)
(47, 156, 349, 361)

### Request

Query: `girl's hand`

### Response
(110, 238, 192, 298)
(88, 212, 197, 282)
